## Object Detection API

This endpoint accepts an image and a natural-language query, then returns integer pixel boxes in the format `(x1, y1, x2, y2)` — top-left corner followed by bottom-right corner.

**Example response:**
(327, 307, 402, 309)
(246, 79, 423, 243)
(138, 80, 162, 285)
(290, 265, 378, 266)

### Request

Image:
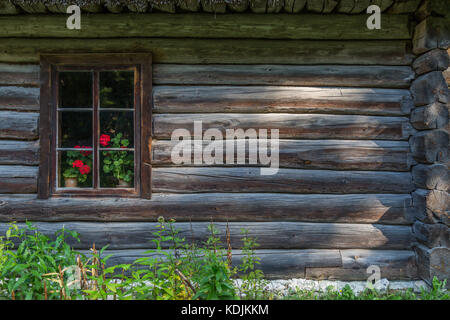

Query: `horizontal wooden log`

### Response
(414, 244, 450, 287)
(0, 63, 39, 86)
(152, 139, 414, 171)
(152, 167, 414, 194)
(0, 38, 414, 65)
(0, 166, 37, 193)
(0, 13, 411, 40)
(0, 193, 414, 224)
(412, 49, 449, 76)
(410, 71, 449, 106)
(153, 86, 414, 116)
(412, 164, 450, 191)
(413, 221, 449, 248)
(0, 86, 39, 111)
(0, 221, 413, 250)
(0, 140, 39, 165)
(413, 17, 450, 55)
(153, 114, 415, 140)
(78, 248, 342, 279)
(305, 249, 418, 280)
(153, 65, 415, 88)
(0, 111, 39, 140)
(410, 102, 449, 129)
(410, 129, 449, 163)
(412, 189, 449, 225)
(87, 248, 418, 280)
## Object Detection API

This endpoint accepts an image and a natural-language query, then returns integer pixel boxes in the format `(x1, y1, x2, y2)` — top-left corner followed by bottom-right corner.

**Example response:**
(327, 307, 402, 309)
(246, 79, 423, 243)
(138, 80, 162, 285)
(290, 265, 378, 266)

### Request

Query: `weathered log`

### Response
(410, 129, 449, 163)
(410, 71, 449, 106)
(84, 248, 418, 280)
(388, 0, 420, 13)
(153, 86, 414, 115)
(410, 102, 449, 129)
(414, 244, 450, 287)
(153, 113, 415, 140)
(0, 193, 415, 224)
(0, 38, 414, 65)
(412, 49, 449, 76)
(0, 86, 39, 111)
(415, 0, 449, 22)
(153, 65, 415, 88)
(0, 63, 39, 86)
(412, 164, 449, 191)
(0, 13, 412, 40)
(152, 139, 414, 171)
(75, 248, 342, 279)
(413, 221, 449, 248)
(0, 221, 414, 250)
(0, 165, 37, 193)
(413, 17, 450, 55)
(152, 167, 414, 194)
(412, 189, 449, 225)
(0, 140, 39, 165)
(0, 111, 38, 140)
(305, 249, 418, 280)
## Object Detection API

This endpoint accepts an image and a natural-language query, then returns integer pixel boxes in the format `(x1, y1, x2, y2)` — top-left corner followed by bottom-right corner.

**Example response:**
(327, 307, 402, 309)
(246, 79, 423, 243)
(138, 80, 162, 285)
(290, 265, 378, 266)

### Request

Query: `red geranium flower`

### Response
(99, 134, 111, 147)
(79, 164, 91, 175)
(80, 145, 92, 156)
(72, 160, 84, 168)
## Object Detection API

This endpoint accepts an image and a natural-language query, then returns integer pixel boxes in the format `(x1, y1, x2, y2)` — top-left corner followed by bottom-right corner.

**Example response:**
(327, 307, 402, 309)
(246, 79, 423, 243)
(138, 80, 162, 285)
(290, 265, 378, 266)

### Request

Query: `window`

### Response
(38, 54, 152, 199)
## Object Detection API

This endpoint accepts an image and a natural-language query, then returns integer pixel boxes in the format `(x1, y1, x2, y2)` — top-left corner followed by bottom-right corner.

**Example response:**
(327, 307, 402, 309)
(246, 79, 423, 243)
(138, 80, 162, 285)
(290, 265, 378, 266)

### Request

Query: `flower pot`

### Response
(64, 177, 78, 188)
(117, 179, 131, 188)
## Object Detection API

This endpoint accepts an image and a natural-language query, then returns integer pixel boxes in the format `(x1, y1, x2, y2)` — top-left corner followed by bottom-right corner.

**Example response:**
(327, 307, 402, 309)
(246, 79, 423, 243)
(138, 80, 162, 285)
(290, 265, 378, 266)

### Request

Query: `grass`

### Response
(0, 221, 448, 300)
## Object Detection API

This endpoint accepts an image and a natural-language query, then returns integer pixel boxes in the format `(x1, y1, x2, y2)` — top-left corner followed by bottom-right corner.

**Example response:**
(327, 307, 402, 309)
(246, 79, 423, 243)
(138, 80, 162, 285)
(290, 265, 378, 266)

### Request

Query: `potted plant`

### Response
(101, 133, 134, 188)
(62, 146, 92, 188)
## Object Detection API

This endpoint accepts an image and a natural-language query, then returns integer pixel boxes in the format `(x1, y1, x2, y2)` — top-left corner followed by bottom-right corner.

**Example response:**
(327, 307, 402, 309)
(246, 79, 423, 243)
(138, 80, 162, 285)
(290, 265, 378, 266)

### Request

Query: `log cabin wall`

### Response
(0, 0, 448, 281)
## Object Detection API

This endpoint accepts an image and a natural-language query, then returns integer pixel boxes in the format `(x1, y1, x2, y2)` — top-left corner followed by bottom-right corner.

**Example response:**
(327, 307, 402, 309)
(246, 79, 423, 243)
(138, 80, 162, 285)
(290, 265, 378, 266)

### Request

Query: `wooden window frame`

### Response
(38, 53, 152, 199)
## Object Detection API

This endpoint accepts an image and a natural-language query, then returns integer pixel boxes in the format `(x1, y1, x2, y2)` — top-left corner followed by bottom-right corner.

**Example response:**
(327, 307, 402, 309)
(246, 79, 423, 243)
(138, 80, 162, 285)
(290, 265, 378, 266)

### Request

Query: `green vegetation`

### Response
(0, 221, 448, 300)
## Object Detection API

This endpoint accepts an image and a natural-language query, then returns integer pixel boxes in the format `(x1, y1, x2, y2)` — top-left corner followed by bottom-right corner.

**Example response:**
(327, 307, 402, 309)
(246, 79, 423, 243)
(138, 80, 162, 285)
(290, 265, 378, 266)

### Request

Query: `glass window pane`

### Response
(59, 111, 92, 148)
(99, 111, 134, 148)
(59, 150, 93, 188)
(100, 150, 134, 188)
(59, 72, 92, 108)
(100, 71, 134, 109)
